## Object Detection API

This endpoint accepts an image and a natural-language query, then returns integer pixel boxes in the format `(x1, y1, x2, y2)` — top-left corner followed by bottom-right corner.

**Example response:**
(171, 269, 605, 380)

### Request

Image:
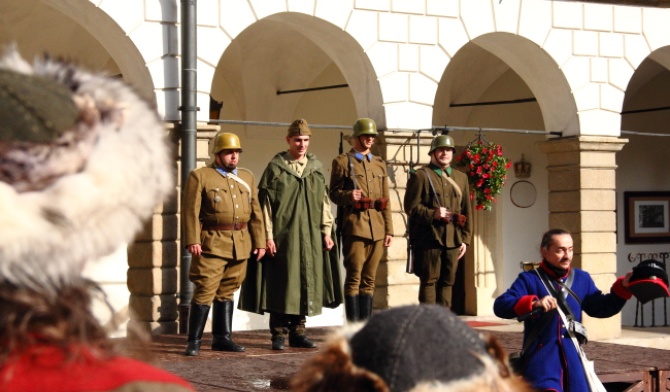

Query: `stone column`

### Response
(538, 136, 628, 340)
(127, 124, 180, 336)
(373, 132, 422, 309)
(127, 124, 219, 336)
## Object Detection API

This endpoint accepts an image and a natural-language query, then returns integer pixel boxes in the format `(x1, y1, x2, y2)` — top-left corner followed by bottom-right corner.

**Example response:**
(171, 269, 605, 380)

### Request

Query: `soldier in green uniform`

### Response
(404, 135, 472, 308)
(182, 132, 266, 356)
(238, 119, 342, 351)
(329, 118, 393, 322)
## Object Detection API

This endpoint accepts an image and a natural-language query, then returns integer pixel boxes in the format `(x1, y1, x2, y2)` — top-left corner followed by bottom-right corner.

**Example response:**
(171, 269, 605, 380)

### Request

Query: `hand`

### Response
(622, 272, 633, 288)
(457, 243, 467, 259)
(383, 234, 392, 247)
(188, 244, 202, 257)
(433, 207, 449, 221)
(254, 248, 266, 261)
(352, 189, 362, 201)
(323, 235, 334, 251)
(534, 295, 558, 312)
(266, 239, 277, 257)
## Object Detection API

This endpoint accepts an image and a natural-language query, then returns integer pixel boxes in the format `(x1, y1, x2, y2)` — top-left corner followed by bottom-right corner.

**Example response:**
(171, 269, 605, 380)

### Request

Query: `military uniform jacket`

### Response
(238, 152, 342, 316)
(329, 149, 393, 241)
(404, 164, 472, 248)
(182, 165, 265, 261)
(494, 262, 631, 391)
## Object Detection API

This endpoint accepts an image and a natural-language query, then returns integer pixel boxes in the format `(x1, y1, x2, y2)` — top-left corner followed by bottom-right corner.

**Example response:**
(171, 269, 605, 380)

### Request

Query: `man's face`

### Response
(287, 135, 310, 159)
(541, 234, 573, 271)
(430, 147, 454, 168)
(217, 149, 240, 170)
(354, 135, 375, 152)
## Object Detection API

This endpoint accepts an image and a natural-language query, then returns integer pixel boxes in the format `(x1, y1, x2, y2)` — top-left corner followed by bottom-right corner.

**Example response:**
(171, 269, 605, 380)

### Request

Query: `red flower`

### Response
(457, 140, 510, 211)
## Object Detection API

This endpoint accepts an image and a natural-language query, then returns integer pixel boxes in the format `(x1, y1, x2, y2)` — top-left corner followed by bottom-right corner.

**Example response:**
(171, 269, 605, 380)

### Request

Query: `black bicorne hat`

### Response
(628, 259, 670, 304)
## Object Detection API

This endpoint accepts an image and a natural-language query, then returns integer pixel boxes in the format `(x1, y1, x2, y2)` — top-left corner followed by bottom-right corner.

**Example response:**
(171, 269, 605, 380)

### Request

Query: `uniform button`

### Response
(235, 204, 239, 208)
(233, 195, 237, 198)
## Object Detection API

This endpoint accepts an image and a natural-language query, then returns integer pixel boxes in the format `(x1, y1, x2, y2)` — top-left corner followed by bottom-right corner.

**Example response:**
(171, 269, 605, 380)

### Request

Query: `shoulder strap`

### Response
(521, 269, 578, 356)
(442, 173, 463, 203)
(420, 167, 442, 208)
(346, 153, 359, 190)
(536, 269, 578, 322)
(520, 308, 552, 355)
(224, 172, 252, 194)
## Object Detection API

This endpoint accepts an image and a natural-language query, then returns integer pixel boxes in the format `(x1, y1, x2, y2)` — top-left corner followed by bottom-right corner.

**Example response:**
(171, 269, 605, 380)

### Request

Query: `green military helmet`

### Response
(352, 118, 378, 138)
(428, 135, 455, 155)
(212, 132, 242, 154)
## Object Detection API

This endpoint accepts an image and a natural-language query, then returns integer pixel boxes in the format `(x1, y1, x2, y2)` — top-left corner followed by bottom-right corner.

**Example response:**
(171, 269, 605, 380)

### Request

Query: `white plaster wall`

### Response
(9, 0, 670, 331)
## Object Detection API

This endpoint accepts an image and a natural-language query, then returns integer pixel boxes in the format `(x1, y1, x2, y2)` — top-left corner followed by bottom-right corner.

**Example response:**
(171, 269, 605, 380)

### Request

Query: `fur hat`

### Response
(0, 47, 174, 295)
(287, 118, 311, 137)
(291, 305, 533, 392)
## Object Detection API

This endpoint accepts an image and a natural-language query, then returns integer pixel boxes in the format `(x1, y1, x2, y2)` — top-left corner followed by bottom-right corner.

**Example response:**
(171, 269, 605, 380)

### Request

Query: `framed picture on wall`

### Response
(624, 191, 670, 244)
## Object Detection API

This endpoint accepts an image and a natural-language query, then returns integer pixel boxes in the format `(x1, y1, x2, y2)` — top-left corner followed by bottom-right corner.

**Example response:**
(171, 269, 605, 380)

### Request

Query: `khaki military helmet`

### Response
(428, 135, 455, 155)
(212, 132, 242, 154)
(352, 118, 378, 138)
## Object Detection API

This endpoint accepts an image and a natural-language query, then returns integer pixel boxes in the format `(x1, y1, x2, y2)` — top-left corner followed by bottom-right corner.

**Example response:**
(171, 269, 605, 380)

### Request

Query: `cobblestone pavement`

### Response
(119, 324, 670, 392)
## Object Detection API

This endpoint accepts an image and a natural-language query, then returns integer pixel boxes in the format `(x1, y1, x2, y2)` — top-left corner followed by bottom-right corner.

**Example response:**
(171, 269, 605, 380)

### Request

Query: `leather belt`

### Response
(202, 222, 247, 231)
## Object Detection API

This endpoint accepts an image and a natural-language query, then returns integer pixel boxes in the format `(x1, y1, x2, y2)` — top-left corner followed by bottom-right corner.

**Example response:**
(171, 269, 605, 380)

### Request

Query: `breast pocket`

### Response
(239, 186, 251, 214)
(371, 168, 388, 198)
(205, 187, 227, 213)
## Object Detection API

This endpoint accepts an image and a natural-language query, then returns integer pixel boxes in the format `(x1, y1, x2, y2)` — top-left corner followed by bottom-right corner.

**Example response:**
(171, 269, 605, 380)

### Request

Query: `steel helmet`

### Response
(428, 135, 455, 155)
(212, 132, 242, 154)
(352, 118, 378, 138)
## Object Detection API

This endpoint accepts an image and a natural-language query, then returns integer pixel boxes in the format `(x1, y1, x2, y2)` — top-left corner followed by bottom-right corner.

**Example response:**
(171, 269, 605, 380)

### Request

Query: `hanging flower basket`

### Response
(457, 140, 512, 211)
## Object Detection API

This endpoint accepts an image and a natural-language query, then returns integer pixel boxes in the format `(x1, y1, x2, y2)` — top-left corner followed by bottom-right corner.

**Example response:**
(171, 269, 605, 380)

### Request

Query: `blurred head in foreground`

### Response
(0, 47, 191, 391)
(291, 305, 532, 392)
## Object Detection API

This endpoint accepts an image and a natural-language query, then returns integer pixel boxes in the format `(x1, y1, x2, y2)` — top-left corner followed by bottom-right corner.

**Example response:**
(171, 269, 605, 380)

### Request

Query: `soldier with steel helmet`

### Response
(182, 132, 265, 356)
(404, 134, 472, 309)
(329, 118, 393, 322)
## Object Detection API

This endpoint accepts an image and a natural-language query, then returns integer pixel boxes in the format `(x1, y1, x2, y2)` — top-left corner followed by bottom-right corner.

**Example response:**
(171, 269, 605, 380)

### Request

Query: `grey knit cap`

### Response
(349, 305, 488, 392)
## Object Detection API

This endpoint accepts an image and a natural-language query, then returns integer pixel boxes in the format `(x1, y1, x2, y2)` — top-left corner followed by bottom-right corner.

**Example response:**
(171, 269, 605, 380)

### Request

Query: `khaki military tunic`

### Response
(182, 166, 265, 303)
(329, 149, 393, 240)
(404, 166, 472, 249)
(330, 149, 393, 296)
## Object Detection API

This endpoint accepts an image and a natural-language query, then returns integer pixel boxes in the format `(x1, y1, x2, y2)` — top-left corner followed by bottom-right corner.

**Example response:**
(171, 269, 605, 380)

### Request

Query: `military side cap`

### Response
(0, 68, 78, 143)
(628, 259, 670, 304)
(287, 118, 311, 137)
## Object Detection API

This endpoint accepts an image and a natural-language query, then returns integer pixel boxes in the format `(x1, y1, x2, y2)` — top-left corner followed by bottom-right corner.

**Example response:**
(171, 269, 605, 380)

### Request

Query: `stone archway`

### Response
(433, 32, 578, 316)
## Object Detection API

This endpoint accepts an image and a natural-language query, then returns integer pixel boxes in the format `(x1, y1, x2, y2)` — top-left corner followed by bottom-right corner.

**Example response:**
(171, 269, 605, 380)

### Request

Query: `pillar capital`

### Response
(537, 136, 628, 154)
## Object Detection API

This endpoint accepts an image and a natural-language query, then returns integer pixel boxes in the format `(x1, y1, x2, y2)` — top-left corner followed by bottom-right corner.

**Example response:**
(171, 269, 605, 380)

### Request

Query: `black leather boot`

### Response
(211, 300, 245, 352)
(359, 294, 373, 321)
(184, 303, 210, 356)
(288, 315, 317, 348)
(344, 295, 360, 322)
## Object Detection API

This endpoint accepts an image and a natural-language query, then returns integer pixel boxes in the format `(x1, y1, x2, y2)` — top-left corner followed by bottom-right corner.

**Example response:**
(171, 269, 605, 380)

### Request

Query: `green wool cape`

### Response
(238, 152, 342, 316)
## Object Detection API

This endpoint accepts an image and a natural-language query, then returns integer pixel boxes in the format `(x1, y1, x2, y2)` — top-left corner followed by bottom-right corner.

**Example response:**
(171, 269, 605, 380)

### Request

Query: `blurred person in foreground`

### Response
(291, 304, 533, 392)
(494, 228, 633, 391)
(0, 47, 192, 391)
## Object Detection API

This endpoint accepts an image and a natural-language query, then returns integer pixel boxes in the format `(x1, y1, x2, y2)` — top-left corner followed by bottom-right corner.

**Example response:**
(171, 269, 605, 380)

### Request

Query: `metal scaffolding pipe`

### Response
(178, 0, 197, 334)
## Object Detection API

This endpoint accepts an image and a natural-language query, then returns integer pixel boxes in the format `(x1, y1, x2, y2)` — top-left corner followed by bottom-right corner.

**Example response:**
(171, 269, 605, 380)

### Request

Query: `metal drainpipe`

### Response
(179, 0, 197, 334)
